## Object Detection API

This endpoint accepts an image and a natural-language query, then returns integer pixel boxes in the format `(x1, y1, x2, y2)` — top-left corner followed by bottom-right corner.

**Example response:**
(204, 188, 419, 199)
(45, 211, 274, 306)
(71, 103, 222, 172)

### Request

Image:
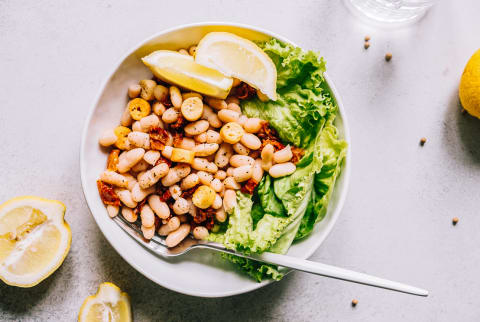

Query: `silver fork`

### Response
(113, 216, 428, 296)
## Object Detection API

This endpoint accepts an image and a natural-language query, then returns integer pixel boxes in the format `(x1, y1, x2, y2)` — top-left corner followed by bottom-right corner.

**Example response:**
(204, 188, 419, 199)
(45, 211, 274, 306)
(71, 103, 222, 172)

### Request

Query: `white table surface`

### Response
(1, 1, 480, 321)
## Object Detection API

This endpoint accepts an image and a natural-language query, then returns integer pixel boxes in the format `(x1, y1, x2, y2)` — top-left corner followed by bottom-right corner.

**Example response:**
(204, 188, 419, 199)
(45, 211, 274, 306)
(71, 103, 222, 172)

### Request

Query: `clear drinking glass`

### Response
(344, 0, 435, 26)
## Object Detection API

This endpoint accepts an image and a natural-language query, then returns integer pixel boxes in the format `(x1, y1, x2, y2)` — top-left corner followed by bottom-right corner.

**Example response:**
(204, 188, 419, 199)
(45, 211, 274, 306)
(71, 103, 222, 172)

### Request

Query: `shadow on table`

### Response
(443, 88, 480, 165)
(92, 226, 291, 322)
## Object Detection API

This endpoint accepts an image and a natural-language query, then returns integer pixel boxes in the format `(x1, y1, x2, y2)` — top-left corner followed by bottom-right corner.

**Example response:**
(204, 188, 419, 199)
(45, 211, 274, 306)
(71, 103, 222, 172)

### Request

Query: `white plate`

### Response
(80, 22, 351, 298)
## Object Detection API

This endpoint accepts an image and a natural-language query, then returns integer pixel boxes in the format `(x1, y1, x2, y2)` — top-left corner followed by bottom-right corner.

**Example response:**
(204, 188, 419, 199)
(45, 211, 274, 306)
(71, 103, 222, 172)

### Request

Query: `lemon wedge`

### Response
(195, 32, 277, 100)
(142, 50, 233, 99)
(79, 282, 132, 322)
(0, 196, 71, 287)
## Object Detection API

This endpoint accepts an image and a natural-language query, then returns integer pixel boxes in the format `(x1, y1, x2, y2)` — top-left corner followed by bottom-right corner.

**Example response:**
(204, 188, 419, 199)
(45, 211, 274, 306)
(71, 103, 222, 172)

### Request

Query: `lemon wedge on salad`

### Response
(79, 282, 132, 322)
(142, 50, 233, 99)
(195, 32, 277, 100)
(0, 196, 71, 287)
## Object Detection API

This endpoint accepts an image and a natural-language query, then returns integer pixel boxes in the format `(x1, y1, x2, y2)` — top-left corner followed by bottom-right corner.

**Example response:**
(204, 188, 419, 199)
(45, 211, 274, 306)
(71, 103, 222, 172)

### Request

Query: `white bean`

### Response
(215, 208, 227, 223)
(223, 189, 237, 213)
(121, 207, 137, 222)
(116, 189, 137, 208)
(205, 98, 227, 110)
(169, 184, 182, 200)
(215, 170, 227, 180)
(175, 137, 195, 150)
(132, 121, 145, 132)
(206, 130, 222, 144)
(184, 120, 209, 136)
(192, 158, 217, 173)
(128, 84, 141, 98)
(210, 178, 224, 192)
(117, 148, 145, 173)
(152, 101, 166, 116)
(140, 204, 155, 227)
(208, 114, 222, 128)
(212, 194, 223, 210)
(194, 132, 207, 143)
(224, 176, 241, 190)
(181, 173, 199, 190)
(173, 197, 189, 215)
(123, 173, 137, 191)
(252, 159, 264, 182)
(233, 142, 250, 155)
(273, 145, 293, 163)
(197, 171, 213, 185)
(193, 226, 209, 240)
(233, 165, 253, 182)
(194, 143, 219, 156)
(162, 146, 173, 159)
(148, 195, 170, 219)
(99, 129, 117, 146)
(237, 115, 248, 127)
(230, 155, 254, 167)
(106, 205, 119, 218)
(214, 143, 233, 168)
(169, 86, 183, 109)
(100, 170, 128, 188)
(139, 79, 156, 100)
(226, 167, 234, 177)
(132, 183, 155, 202)
(158, 217, 180, 236)
(244, 118, 262, 133)
(261, 144, 274, 171)
(165, 224, 191, 247)
(120, 107, 133, 127)
(131, 159, 149, 172)
(226, 102, 241, 113)
(174, 164, 191, 178)
(240, 133, 261, 150)
(141, 225, 155, 239)
(161, 168, 181, 187)
(140, 114, 160, 131)
(128, 131, 150, 149)
(144, 150, 160, 165)
(269, 162, 296, 178)
(153, 84, 168, 101)
(162, 108, 179, 123)
(217, 109, 240, 123)
(138, 163, 169, 188)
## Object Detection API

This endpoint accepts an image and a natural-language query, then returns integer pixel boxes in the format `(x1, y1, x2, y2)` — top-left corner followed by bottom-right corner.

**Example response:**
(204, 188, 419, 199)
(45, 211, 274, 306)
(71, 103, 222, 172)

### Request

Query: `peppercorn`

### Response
(385, 53, 393, 61)
(351, 299, 358, 307)
(452, 217, 459, 225)
(364, 42, 370, 49)
(420, 137, 427, 146)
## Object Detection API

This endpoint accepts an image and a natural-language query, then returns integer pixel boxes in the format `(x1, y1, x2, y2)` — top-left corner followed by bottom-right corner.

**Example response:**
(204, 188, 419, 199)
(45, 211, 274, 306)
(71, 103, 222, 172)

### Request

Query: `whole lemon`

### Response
(459, 49, 480, 118)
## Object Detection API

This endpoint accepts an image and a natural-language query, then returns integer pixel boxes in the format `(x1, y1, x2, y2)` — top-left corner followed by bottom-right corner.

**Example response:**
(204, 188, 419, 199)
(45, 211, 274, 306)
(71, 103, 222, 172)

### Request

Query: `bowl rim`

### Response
(80, 21, 351, 297)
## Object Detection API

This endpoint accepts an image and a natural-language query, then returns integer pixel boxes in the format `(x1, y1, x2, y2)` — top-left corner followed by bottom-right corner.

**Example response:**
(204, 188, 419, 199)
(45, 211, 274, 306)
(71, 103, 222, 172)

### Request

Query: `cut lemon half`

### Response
(0, 196, 71, 287)
(78, 282, 132, 322)
(142, 50, 233, 99)
(195, 32, 277, 100)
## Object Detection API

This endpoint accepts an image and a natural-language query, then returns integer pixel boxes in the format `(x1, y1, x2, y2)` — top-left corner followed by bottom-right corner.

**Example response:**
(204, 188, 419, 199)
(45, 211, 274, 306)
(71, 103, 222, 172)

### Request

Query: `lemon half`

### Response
(195, 32, 277, 100)
(459, 49, 480, 119)
(78, 282, 132, 322)
(0, 196, 71, 287)
(142, 50, 233, 99)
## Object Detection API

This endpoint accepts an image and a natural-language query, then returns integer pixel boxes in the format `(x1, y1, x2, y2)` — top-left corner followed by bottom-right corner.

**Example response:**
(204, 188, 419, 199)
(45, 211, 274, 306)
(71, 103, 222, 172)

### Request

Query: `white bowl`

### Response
(80, 22, 351, 298)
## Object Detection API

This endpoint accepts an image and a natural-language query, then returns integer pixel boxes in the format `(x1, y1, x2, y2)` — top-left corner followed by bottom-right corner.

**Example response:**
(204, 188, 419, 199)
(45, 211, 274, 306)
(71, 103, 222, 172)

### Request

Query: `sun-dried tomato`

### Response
(172, 132, 183, 147)
(248, 150, 260, 160)
(159, 189, 172, 202)
(260, 139, 285, 152)
(194, 208, 215, 230)
(106, 149, 120, 171)
(234, 82, 257, 100)
(133, 199, 147, 217)
(180, 186, 198, 199)
(291, 146, 305, 164)
(155, 156, 172, 168)
(170, 114, 185, 131)
(257, 121, 279, 141)
(149, 127, 170, 144)
(241, 178, 259, 195)
(97, 180, 120, 206)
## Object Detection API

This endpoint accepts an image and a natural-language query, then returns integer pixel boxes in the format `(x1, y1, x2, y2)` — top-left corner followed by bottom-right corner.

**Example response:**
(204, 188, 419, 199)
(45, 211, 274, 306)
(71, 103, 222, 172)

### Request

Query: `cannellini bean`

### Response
(175, 137, 195, 150)
(181, 173, 199, 190)
(140, 114, 160, 131)
(212, 193, 223, 209)
(132, 183, 155, 202)
(152, 101, 166, 116)
(184, 120, 209, 136)
(144, 150, 160, 165)
(192, 158, 217, 173)
(116, 189, 137, 208)
(138, 163, 169, 188)
(106, 205, 119, 218)
(273, 145, 293, 163)
(215, 208, 227, 222)
(131, 159, 149, 172)
(193, 226, 209, 240)
(132, 121, 144, 132)
(161, 168, 182, 187)
(214, 143, 233, 168)
(128, 84, 141, 98)
(194, 132, 207, 143)
(205, 98, 227, 110)
(148, 195, 170, 219)
(182, 92, 202, 100)
(173, 197, 189, 215)
(162, 146, 173, 159)
(224, 176, 241, 190)
(261, 144, 274, 171)
(197, 171, 213, 185)
(174, 164, 191, 178)
(223, 189, 237, 213)
(123, 173, 137, 191)
(162, 108, 179, 124)
(117, 148, 145, 173)
(120, 107, 133, 127)
(165, 224, 190, 247)
(244, 118, 262, 133)
(208, 114, 222, 128)
(140, 204, 155, 227)
(210, 178, 223, 192)
(230, 155, 254, 167)
(233, 142, 250, 155)
(194, 143, 219, 156)
(233, 165, 253, 182)
(226, 102, 241, 113)
(139, 79, 156, 100)
(99, 129, 117, 146)
(186, 198, 196, 217)
(188, 46, 197, 56)
(128, 131, 150, 149)
(169, 184, 182, 200)
(206, 130, 222, 144)
(100, 170, 128, 188)
(240, 133, 261, 150)
(237, 115, 248, 127)
(181, 97, 203, 121)
(169, 86, 182, 109)
(153, 84, 168, 101)
(215, 170, 227, 180)
(226, 167, 234, 177)
(252, 159, 264, 182)
(217, 109, 239, 123)
(141, 225, 155, 239)
(158, 216, 180, 236)
(269, 162, 296, 178)
(121, 207, 137, 223)
(256, 89, 269, 102)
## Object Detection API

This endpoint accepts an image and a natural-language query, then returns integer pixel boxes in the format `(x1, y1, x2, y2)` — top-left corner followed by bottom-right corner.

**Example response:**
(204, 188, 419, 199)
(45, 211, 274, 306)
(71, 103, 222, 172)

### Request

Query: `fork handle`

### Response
(200, 244, 428, 296)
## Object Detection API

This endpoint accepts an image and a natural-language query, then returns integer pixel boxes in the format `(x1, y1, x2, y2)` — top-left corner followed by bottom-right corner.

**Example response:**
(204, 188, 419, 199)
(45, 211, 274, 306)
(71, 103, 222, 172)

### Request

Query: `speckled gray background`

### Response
(1, 0, 480, 321)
